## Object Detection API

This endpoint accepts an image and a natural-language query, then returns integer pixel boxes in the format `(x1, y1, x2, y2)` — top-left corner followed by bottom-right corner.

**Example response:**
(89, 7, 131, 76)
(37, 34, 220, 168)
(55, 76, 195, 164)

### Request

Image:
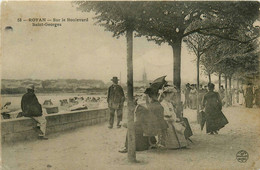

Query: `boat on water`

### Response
(42, 99, 59, 114)
(69, 101, 88, 111)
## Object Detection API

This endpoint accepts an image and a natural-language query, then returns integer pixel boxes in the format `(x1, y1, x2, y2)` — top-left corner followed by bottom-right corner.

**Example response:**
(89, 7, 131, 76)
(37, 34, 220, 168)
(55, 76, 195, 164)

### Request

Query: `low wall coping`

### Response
(1, 107, 108, 123)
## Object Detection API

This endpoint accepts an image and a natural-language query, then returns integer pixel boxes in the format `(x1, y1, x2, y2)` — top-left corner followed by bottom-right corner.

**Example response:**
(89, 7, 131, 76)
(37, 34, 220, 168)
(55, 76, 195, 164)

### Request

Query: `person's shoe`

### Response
(214, 131, 218, 134)
(108, 125, 113, 129)
(117, 125, 121, 128)
(122, 123, 127, 128)
(157, 144, 166, 148)
(118, 147, 127, 153)
(38, 136, 48, 140)
(150, 146, 157, 149)
(209, 132, 214, 135)
(180, 146, 189, 149)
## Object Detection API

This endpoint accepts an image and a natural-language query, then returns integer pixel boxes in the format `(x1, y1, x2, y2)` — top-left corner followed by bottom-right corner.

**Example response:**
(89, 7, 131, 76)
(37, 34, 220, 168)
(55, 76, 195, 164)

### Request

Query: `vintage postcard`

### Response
(1, 1, 260, 170)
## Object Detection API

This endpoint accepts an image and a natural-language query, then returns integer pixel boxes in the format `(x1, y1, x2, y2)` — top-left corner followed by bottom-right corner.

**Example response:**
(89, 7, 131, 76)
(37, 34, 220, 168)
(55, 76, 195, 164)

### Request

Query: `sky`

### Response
(1, 1, 215, 84)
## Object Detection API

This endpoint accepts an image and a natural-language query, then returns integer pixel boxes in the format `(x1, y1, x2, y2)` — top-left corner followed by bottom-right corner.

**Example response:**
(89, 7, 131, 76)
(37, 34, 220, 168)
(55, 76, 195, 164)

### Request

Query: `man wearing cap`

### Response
(21, 84, 48, 140)
(107, 77, 125, 128)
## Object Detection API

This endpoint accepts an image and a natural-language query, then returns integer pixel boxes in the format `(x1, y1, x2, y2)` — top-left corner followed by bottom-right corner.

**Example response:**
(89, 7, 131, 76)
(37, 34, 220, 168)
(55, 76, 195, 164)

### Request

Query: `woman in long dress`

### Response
(190, 85, 197, 109)
(255, 86, 260, 107)
(238, 87, 244, 105)
(160, 87, 188, 149)
(219, 86, 225, 106)
(120, 102, 157, 153)
(202, 83, 228, 134)
(245, 83, 254, 108)
(119, 87, 166, 153)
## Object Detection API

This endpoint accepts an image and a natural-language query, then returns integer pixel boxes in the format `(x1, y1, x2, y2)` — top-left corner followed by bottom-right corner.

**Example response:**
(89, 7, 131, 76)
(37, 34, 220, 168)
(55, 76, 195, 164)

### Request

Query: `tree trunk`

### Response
(171, 38, 182, 118)
(126, 29, 136, 162)
(237, 78, 239, 103)
(218, 73, 222, 90)
(208, 73, 211, 83)
(229, 76, 232, 90)
(224, 75, 228, 107)
(196, 55, 200, 124)
(229, 76, 232, 106)
(172, 38, 182, 101)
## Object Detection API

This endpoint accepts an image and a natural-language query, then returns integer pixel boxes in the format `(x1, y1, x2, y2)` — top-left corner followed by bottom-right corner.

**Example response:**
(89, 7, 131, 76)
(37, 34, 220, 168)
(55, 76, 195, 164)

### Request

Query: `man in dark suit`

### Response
(107, 77, 125, 128)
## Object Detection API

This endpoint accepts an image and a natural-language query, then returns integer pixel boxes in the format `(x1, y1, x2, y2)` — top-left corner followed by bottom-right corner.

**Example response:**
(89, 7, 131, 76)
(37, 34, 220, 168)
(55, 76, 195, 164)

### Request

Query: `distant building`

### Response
(134, 68, 150, 87)
(142, 68, 148, 84)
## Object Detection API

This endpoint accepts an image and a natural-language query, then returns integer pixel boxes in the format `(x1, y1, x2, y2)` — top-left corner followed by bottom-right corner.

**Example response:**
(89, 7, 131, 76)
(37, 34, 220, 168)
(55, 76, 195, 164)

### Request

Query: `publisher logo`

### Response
(236, 150, 249, 163)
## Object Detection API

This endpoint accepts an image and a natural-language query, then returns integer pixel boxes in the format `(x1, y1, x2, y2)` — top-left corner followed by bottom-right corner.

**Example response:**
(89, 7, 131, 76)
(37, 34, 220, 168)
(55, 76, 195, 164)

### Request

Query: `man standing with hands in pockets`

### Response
(107, 77, 125, 129)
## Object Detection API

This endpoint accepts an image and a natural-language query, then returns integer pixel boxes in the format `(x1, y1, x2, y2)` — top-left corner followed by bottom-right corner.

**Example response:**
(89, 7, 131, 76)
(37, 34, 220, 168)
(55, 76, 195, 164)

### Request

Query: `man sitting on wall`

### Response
(21, 84, 48, 140)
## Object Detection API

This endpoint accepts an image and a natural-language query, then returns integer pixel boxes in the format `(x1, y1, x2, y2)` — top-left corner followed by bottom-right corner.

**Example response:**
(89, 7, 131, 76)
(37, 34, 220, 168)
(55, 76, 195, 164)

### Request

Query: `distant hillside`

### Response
(1, 79, 107, 94)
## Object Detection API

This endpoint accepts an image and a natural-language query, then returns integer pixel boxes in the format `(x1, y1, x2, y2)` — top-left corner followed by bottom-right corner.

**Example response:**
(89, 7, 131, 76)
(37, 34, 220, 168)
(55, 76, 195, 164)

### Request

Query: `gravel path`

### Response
(2, 106, 260, 170)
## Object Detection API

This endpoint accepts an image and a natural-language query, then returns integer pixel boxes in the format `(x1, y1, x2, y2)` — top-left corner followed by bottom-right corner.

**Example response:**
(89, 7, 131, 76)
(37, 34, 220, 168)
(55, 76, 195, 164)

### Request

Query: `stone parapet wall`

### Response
(1, 108, 109, 143)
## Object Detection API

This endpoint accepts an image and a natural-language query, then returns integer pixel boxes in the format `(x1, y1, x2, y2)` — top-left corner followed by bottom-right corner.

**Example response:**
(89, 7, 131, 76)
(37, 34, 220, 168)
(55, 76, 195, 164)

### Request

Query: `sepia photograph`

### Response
(1, 1, 260, 169)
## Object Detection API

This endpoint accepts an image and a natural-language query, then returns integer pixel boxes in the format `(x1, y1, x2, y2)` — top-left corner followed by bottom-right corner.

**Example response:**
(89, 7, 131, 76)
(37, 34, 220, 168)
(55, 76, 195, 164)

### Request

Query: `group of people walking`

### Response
(220, 83, 259, 108)
(239, 83, 260, 108)
(106, 76, 230, 153)
(184, 82, 260, 109)
(184, 83, 208, 110)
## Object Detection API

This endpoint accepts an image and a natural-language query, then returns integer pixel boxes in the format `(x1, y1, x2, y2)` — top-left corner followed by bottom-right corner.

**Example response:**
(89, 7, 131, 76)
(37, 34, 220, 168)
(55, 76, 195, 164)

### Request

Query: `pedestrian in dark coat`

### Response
(245, 83, 254, 108)
(255, 86, 260, 107)
(202, 83, 228, 134)
(107, 77, 125, 128)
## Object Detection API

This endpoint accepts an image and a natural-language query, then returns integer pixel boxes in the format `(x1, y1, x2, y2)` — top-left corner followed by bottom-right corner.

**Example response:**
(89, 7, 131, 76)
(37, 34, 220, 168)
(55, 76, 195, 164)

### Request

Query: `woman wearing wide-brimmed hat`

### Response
(119, 87, 160, 153)
(160, 86, 189, 149)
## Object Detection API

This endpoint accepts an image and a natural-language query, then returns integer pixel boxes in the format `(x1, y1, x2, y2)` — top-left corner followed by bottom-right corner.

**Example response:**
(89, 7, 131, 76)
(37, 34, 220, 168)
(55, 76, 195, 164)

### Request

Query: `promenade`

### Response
(2, 106, 260, 170)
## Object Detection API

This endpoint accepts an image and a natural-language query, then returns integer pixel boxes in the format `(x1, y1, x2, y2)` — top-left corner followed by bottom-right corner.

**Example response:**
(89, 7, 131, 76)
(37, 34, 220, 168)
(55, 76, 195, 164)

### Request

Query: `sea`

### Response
(1, 93, 107, 114)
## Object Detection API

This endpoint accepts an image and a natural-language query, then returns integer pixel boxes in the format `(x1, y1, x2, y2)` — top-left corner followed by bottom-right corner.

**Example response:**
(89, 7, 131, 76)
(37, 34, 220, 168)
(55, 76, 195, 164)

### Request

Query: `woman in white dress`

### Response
(238, 87, 244, 105)
(189, 85, 197, 109)
(160, 87, 188, 149)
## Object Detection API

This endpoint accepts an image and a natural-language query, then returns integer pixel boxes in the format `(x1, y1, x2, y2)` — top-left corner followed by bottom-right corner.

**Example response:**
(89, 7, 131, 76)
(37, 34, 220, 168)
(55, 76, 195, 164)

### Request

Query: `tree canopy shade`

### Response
(74, 1, 259, 160)
(224, 40, 259, 81)
(209, 38, 259, 80)
(75, 1, 146, 37)
(134, 1, 259, 102)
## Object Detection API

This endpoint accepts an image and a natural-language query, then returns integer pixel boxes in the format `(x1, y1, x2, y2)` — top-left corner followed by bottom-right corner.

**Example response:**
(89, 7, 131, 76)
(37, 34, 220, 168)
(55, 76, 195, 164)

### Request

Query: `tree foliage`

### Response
(134, 1, 259, 45)
(74, 1, 259, 43)
(74, 2, 146, 37)
(184, 33, 220, 58)
(204, 38, 260, 80)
